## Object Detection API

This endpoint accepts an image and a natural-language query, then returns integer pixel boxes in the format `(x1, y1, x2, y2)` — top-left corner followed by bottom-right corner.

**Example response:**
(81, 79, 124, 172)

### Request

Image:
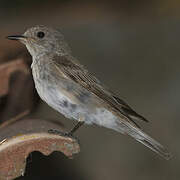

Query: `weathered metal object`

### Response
(0, 118, 80, 180)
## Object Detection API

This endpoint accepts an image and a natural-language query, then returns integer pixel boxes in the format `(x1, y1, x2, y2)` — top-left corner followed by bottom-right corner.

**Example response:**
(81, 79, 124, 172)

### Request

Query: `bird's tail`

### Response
(107, 120, 171, 160)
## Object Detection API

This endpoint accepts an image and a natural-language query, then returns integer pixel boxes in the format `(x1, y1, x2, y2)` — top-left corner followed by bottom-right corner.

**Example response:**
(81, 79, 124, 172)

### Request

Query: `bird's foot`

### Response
(48, 129, 76, 140)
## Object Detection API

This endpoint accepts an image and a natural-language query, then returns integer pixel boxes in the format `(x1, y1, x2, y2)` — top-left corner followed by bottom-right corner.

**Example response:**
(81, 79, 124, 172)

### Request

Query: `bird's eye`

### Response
(37, 31, 45, 39)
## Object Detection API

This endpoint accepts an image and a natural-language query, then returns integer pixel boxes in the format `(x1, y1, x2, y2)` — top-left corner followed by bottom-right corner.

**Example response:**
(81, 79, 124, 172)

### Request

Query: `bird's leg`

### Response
(48, 115, 84, 137)
(67, 120, 84, 136)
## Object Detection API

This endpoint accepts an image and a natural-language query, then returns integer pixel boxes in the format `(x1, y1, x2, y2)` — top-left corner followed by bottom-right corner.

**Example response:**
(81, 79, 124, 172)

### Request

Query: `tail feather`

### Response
(134, 131, 171, 160)
(113, 120, 171, 160)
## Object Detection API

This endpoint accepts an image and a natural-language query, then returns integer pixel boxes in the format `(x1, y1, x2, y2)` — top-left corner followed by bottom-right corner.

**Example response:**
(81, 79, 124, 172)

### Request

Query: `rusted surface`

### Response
(0, 118, 80, 180)
(0, 110, 30, 130)
(0, 58, 39, 122)
(0, 59, 29, 96)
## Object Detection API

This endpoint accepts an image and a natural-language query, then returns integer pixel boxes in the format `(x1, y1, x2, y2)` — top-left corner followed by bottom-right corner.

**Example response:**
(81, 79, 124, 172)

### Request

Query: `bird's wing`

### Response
(52, 55, 148, 128)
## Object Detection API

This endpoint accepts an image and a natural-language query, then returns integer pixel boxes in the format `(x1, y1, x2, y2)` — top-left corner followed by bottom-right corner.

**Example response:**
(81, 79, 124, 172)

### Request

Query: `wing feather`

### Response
(52, 55, 148, 128)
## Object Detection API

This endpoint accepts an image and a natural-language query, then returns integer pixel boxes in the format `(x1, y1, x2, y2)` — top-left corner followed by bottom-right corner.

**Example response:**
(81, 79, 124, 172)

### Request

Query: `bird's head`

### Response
(7, 25, 71, 57)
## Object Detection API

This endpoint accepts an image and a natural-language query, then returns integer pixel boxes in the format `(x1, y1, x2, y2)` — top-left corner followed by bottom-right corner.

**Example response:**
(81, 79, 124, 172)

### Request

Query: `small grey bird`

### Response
(7, 25, 171, 159)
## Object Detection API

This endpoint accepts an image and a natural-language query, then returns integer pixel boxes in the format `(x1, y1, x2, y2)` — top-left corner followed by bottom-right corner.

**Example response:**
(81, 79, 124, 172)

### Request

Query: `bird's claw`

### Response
(48, 129, 75, 139)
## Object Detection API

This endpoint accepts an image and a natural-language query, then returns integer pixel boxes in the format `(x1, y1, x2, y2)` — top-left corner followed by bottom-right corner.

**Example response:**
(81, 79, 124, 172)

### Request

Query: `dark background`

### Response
(0, 0, 179, 179)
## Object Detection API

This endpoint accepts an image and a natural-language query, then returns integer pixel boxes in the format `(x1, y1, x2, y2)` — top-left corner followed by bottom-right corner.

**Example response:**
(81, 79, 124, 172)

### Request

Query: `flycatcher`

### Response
(7, 25, 171, 160)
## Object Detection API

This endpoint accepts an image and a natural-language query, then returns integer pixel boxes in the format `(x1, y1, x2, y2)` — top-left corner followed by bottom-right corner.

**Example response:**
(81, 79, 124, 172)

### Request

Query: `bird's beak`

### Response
(6, 35, 27, 41)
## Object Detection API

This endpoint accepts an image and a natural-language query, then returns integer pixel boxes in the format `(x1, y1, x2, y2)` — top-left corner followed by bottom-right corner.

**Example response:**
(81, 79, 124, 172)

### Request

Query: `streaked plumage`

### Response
(7, 25, 171, 160)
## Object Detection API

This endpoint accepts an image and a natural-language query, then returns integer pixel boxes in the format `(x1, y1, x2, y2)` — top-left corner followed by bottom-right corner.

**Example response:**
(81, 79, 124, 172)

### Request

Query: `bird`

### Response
(7, 25, 171, 160)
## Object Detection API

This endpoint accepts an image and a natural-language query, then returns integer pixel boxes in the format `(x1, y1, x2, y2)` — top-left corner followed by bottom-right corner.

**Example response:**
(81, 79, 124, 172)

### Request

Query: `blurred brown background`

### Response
(0, 0, 179, 179)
